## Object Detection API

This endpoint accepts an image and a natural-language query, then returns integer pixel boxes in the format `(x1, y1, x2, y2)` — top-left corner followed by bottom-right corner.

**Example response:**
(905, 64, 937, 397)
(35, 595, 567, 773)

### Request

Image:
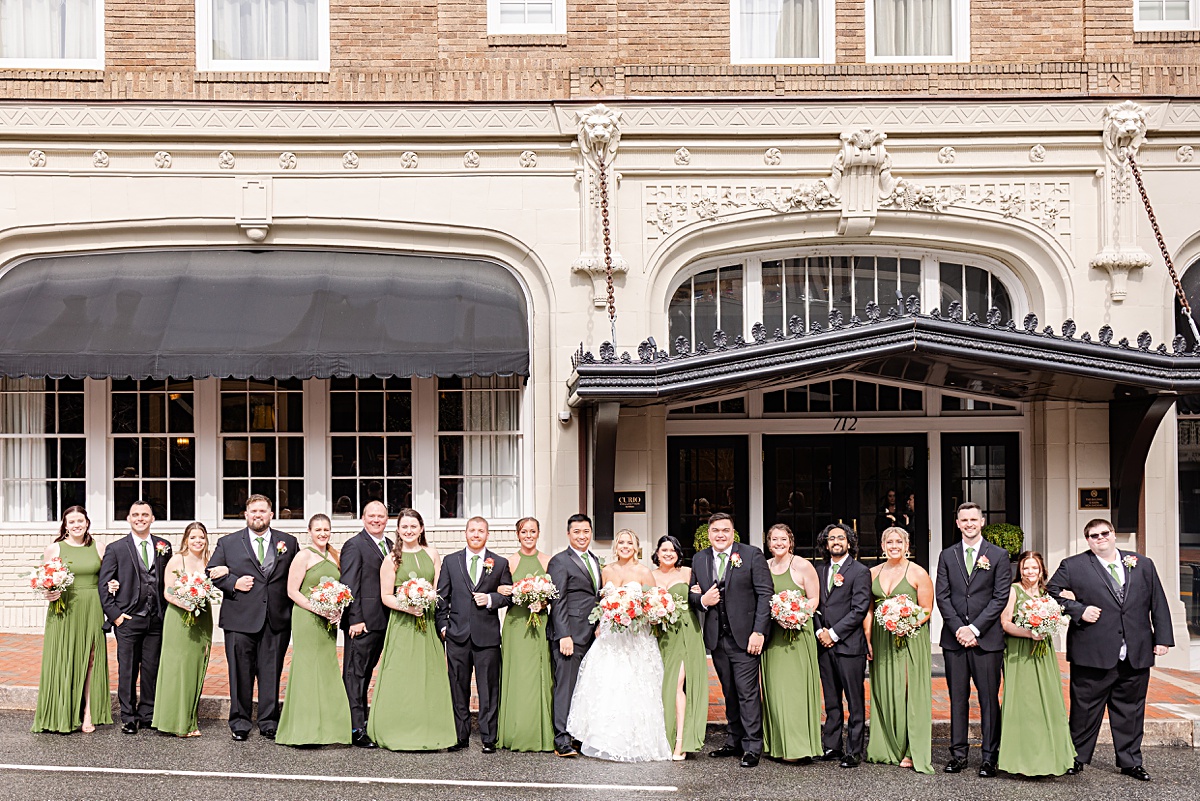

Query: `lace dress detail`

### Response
(566, 582, 672, 762)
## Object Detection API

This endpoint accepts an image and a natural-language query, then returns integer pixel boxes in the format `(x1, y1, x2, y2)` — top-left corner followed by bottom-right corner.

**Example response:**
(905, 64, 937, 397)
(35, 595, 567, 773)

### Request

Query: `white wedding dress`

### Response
(566, 582, 672, 762)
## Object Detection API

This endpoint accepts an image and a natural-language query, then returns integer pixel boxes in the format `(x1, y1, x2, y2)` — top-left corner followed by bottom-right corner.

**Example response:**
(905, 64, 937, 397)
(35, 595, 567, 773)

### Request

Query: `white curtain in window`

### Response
(0, 0, 96, 60)
(460, 381, 520, 518)
(1, 380, 49, 522)
(210, 0, 318, 62)
(738, 0, 820, 60)
(874, 0, 952, 58)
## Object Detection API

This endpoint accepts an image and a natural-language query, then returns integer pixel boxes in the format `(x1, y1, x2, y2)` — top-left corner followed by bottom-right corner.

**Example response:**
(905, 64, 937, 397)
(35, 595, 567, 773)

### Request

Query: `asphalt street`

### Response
(1, 711, 1197, 801)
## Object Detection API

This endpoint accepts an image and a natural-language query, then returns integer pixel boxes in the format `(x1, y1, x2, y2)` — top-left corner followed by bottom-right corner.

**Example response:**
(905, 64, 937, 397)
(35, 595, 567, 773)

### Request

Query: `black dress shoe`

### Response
(481, 742, 497, 754)
(739, 752, 760, 768)
(231, 731, 249, 741)
(796, 756, 813, 766)
(839, 754, 860, 768)
(554, 747, 578, 758)
(351, 730, 377, 749)
(1066, 760, 1084, 775)
(710, 744, 744, 758)
(447, 739, 469, 752)
(261, 729, 276, 740)
(1121, 765, 1152, 781)
(978, 761, 997, 778)
(944, 758, 968, 773)
(821, 748, 844, 762)
(120, 722, 138, 735)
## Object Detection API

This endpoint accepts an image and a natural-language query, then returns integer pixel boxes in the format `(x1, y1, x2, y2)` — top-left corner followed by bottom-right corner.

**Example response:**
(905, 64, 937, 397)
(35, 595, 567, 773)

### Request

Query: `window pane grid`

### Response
(437, 376, 522, 519)
(1, 378, 86, 522)
(111, 379, 196, 521)
(0, 0, 99, 61)
(220, 378, 304, 519)
(330, 377, 412, 518)
(763, 378, 923, 415)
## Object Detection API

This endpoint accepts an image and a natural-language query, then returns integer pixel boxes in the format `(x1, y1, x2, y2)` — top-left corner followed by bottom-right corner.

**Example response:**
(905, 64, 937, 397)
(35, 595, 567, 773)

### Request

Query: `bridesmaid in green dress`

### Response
(650, 534, 708, 760)
(761, 523, 823, 763)
(496, 517, 555, 752)
(997, 550, 1075, 776)
(32, 506, 113, 734)
(276, 514, 353, 746)
(152, 522, 227, 736)
(865, 526, 934, 774)
(367, 508, 457, 751)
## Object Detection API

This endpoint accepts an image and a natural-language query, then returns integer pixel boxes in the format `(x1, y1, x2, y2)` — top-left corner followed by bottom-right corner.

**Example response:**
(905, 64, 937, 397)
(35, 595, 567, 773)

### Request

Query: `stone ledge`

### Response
(487, 34, 568, 48)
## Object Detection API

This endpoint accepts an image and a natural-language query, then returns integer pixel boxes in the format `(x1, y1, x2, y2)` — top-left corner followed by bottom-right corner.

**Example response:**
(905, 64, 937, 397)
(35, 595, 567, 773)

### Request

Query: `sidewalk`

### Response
(3, 632, 1198, 746)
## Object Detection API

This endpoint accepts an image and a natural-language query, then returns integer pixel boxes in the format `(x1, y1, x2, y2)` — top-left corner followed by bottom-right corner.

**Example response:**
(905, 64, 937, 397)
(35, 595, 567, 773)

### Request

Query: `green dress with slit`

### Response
(656, 581, 708, 754)
(151, 561, 213, 736)
(761, 567, 822, 760)
(32, 542, 113, 733)
(497, 553, 555, 752)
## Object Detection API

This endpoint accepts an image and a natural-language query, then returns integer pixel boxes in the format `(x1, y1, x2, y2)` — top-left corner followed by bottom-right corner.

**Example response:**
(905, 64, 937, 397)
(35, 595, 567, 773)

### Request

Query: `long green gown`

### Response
(277, 548, 353, 746)
(656, 581, 708, 754)
(366, 549, 457, 751)
(997, 585, 1075, 776)
(32, 542, 113, 733)
(497, 553, 554, 752)
(761, 568, 822, 760)
(866, 571, 933, 774)
(151, 562, 213, 736)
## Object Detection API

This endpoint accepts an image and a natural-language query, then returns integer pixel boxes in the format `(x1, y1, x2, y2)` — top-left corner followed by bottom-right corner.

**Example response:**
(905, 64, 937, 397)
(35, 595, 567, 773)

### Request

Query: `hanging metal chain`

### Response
(597, 157, 616, 343)
(1127, 152, 1200, 344)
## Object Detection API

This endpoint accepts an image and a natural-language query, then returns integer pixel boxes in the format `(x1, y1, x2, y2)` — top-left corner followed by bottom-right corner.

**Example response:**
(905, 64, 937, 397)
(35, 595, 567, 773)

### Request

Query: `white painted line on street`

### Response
(0, 763, 678, 793)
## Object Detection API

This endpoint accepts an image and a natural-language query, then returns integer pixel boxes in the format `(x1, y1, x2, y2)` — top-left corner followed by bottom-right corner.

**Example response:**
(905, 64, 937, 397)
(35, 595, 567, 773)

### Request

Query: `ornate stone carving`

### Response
(763, 147, 782, 166)
(674, 147, 691, 166)
(1093, 101, 1151, 302)
(1089, 251, 1150, 302)
(1029, 144, 1047, 163)
(1178, 145, 1194, 163)
(237, 179, 271, 242)
(573, 104, 627, 306)
(518, 150, 537, 168)
(218, 150, 236, 170)
(937, 146, 956, 164)
(463, 150, 480, 168)
(278, 152, 296, 170)
(576, 103, 621, 170)
(153, 151, 172, 169)
(92, 150, 109, 168)
(400, 151, 419, 169)
(342, 151, 359, 169)
(1103, 100, 1147, 172)
(28, 150, 45, 168)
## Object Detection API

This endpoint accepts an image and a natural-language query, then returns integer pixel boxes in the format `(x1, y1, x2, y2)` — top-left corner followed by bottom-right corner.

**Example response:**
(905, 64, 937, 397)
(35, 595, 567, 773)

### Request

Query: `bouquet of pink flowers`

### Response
(643, 585, 680, 629)
(27, 556, 75, 615)
(166, 570, 222, 627)
(588, 583, 646, 633)
(874, 594, 927, 649)
(510, 574, 559, 630)
(1013, 593, 1069, 658)
(769, 589, 812, 640)
(397, 574, 438, 632)
(308, 577, 354, 631)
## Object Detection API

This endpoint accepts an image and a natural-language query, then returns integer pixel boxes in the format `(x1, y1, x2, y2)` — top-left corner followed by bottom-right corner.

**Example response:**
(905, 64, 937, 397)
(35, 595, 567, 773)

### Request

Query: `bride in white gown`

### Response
(567, 529, 673, 762)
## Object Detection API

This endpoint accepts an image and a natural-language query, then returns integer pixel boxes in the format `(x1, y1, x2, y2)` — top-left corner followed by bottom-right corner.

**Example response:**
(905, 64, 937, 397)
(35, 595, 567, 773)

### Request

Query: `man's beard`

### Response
(248, 518, 270, 534)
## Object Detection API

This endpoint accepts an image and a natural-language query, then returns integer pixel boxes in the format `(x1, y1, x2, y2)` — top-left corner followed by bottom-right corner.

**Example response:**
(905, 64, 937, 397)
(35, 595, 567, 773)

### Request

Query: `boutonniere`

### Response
(833, 573, 845, 587)
(275, 541, 287, 555)
(155, 542, 170, 557)
(729, 553, 742, 569)
(1123, 555, 1137, 570)
(976, 555, 992, 571)
(483, 557, 495, 575)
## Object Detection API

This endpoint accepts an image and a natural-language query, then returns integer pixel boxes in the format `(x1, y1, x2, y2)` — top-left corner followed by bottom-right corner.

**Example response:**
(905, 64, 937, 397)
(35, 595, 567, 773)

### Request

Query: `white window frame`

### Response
(0, 0, 105, 69)
(864, 0, 970, 64)
(729, 0, 836, 64)
(195, 0, 330, 72)
(487, 0, 566, 35)
(1134, 0, 1199, 30)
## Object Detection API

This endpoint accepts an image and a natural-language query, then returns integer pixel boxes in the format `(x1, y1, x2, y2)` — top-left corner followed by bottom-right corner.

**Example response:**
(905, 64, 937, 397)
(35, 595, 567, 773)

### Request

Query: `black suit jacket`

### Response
(689, 542, 774, 652)
(1047, 550, 1174, 671)
(436, 549, 512, 647)
(546, 548, 602, 646)
(339, 529, 392, 633)
(208, 527, 299, 635)
(98, 533, 173, 629)
(935, 539, 1012, 652)
(816, 557, 872, 657)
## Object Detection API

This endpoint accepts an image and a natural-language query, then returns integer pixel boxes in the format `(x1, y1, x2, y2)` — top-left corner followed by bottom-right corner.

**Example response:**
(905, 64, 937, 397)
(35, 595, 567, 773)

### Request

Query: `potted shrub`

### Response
(981, 522, 1025, 560)
(693, 523, 741, 552)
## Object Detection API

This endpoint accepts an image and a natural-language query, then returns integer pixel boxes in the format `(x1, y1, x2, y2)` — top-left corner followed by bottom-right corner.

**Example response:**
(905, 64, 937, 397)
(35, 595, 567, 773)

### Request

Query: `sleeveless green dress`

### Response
(497, 553, 555, 752)
(151, 559, 213, 736)
(367, 549, 457, 751)
(761, 567, 822, 760)
(277, 548, 353, 746)
(656, 580, 708, 754)
(866, 570, 933, 774)
(32, 542, 113, 733)
(997, 585, 1075, 776)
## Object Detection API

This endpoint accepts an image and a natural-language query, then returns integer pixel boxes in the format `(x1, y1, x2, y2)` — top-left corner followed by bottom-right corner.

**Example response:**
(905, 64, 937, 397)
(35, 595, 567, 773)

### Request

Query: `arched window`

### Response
(668, 264, 744, 351)
(938, 261, 1013, 322)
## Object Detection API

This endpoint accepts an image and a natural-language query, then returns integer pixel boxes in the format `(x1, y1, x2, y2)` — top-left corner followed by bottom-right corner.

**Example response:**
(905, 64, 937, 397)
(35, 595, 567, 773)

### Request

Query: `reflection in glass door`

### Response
(941, 433, 1020, 551)
(667, 436, 749, 561)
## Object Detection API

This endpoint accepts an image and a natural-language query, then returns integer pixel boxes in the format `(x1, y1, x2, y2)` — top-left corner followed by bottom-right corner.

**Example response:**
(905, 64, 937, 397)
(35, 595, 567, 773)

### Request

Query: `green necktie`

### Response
(584, 553, 599, 590)
(717, 552, 728, 581)
(829, 562, 840, 591)
(470, 554, 480, 584)
(1108, 563, 1124, 587)
(379, 540, 388, 558)
(256, 536, 266, 564)
(140, 539, 150, 569)
(966, 547, 975, 575)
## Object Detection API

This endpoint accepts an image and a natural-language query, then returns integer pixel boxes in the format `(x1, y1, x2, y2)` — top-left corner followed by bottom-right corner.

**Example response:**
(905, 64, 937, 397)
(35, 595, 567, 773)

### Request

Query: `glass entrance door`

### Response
(667, 436, 749, 561)
(763, 434, 928, 566)
(940, 432, 1021, 550)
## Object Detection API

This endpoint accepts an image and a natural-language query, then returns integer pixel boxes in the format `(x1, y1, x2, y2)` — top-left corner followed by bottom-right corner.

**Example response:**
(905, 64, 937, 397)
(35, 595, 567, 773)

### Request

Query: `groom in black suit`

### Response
(437, 516, 512, 753)
(98, 500, 172, 734)
(814, 523, 871, 768)
(934, 501, 1012, 778)
(1048, 518, 1173, 781)
(690, 512, 773, 768)
(207, 494, 298, 740)
(340, 500, 392, 748)
(546, 513, 603, 757)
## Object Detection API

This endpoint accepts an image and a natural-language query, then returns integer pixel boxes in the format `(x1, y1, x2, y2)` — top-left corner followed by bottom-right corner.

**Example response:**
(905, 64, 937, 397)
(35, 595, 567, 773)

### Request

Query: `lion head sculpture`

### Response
(1102, 101, 1147, 166)
(576, 104, 622, 168)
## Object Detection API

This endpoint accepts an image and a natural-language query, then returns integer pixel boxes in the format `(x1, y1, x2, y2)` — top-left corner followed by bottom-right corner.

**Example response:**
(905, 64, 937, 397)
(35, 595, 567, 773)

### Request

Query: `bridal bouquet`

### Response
(166, 570, 222, 627)
(397, 574, 438, 632)
(1013, 593, 1069, 658)
(308, 577, 354, 631)
(642, 585, 680, 629)
(874, 594, 927, 649)
(588, 583, 646, 633)
(769, 589, 812, 640)
(27, 556, 75, 615)
(510, 574, 559, 630)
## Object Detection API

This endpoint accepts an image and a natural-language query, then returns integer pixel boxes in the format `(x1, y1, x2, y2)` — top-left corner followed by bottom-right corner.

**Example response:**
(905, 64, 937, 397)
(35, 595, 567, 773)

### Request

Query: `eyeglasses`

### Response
(1085, 529, 1114, 540)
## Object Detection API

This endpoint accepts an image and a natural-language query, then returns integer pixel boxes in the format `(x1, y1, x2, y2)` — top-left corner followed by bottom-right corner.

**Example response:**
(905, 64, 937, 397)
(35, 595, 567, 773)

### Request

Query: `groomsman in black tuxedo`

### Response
(99, 500, 172, 734)
(690, 512, 774, 768)
(437, 516, 512, 753)
(340, 500, 392, 748)
(547, 513, 603, 757)
(1048, 518, 1173, 781)
(934, 501, 1012, 778)
(207, 494, 298, 740)
(814, 523, 871, 768)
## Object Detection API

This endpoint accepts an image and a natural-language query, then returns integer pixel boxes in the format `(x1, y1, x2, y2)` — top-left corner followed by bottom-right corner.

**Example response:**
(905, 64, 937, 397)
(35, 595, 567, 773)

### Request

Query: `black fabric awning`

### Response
(0, 249, 530, 379)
